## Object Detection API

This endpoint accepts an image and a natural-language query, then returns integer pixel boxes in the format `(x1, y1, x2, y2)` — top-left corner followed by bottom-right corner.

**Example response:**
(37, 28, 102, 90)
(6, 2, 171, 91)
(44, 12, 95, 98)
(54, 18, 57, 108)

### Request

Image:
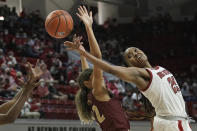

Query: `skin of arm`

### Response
(0, 61, 43, 125)
(81, 50, 150, 91)
(0, 86, 33, 125)
(85, 25, 102, 58)
(77, 6, 102, 59)
(64, 40, 150, 91)
(77, 6, 109, 101)
(80, 55, 89, 71)
(71, 35, 89, 71)
(0, 88, 24, 114)
(86, 21, 110, 101)
(150, 118, 154, 131)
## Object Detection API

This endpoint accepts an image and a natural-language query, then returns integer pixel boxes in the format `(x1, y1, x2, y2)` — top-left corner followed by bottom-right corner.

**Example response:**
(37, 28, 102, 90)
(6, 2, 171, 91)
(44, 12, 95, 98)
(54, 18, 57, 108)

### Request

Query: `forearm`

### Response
(85, 26, 101, 58)
(7, 87, 32, 117)
(85, 26, 104, 81)
(150, 118, 154, 131)
(0, 87, 32, 125)
(80, 55, 89, 71)
(82, 51, 114, 74)
(0, 88, 24, 114)
(13, 88, 24, 100)
(80, 50, 138, 83)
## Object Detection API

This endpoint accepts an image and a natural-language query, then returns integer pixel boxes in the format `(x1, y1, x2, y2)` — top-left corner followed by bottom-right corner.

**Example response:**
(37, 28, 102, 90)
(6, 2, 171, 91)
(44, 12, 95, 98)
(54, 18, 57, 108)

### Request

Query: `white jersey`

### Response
(141, 66, 187, 117)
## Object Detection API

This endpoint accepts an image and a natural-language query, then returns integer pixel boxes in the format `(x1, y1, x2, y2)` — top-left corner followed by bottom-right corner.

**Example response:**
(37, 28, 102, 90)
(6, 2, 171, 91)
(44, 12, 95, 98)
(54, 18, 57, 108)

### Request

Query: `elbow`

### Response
(94, 54, 102, 59)
(108, 66, 117, 75)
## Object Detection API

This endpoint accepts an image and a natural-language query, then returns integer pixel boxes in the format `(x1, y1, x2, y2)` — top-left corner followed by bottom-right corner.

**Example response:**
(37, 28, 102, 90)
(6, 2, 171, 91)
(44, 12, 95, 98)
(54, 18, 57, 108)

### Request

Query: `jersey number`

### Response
(167, 76, 180, 94)
(92, 105, 105, 123)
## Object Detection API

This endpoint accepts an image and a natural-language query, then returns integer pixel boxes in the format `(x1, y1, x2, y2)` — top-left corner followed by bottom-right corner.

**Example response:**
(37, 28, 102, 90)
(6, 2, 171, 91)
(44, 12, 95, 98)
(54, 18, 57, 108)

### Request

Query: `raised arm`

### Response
(80, 55, 89, 71)
(0, 61, 44, 125)
(77, 6, 101, 58)
(77, 6, 107, 99)
(72, 34, 89, 71)
(0, 85, 33, 124)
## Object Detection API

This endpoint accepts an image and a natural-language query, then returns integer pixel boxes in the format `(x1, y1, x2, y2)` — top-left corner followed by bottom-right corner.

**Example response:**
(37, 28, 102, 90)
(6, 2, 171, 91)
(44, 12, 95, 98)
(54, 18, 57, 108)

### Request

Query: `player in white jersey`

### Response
(144, 66, 191, 131)
(64, 42, 192, 131)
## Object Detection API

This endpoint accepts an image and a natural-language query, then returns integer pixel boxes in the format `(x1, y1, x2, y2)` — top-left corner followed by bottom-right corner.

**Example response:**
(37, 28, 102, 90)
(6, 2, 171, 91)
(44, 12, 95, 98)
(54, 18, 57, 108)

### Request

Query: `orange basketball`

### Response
(45, 10, 73, 39)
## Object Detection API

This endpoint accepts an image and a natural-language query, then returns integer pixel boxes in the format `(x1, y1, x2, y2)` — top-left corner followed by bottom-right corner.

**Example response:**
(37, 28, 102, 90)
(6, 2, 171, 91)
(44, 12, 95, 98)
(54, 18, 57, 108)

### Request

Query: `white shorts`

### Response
(153, 116, 192, 131)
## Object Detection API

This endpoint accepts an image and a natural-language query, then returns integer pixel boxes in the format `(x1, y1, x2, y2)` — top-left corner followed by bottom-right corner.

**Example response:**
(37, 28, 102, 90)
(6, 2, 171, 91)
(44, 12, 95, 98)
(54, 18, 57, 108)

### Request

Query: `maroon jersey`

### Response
(88, 93, 130, 131)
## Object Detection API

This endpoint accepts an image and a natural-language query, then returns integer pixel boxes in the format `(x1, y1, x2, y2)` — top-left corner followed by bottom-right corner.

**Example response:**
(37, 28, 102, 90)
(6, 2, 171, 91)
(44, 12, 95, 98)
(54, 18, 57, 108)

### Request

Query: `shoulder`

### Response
(92, 87, 111, 102)
(126, 67, 152, 91)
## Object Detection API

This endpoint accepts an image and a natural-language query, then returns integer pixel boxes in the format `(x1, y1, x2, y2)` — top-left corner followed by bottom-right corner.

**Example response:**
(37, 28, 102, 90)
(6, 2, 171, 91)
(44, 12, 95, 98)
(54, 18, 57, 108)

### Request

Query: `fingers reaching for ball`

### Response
(64, 34, 81, 49)
(76, 6, 93, 27)
(64, 34, 85, 53)
(72, 34, 82, 44)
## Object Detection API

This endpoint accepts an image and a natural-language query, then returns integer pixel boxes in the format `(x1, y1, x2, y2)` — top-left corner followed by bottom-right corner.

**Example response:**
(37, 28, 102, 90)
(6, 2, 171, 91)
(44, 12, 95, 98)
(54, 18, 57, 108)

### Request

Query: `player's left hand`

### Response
(18, 60, 46, 90)
(64, 34, 85, 54)
(76, 6, 93, 28)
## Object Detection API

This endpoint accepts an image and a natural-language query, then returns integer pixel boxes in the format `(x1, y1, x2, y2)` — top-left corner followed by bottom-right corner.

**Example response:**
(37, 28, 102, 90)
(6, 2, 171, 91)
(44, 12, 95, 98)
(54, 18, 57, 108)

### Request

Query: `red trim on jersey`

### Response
(178, 120, 184, 131)
(154, 66, 160, 70)
(141, 69, 153, 92)
(189, 123, 192, 129)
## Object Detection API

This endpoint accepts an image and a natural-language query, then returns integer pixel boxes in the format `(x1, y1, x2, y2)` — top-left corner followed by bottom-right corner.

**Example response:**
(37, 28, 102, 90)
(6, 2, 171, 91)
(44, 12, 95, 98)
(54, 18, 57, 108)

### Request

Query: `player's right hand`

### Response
(76, 6, 93, 28)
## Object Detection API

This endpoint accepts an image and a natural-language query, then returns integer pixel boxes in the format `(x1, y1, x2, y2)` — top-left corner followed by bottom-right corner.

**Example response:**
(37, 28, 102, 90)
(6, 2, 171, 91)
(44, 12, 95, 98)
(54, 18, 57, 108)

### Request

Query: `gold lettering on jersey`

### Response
(92, 105, 105, 123)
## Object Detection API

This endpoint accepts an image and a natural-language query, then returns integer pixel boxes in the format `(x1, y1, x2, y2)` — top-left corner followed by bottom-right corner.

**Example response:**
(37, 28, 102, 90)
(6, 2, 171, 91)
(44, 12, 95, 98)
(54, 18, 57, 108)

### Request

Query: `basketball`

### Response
(45, 10, 73, 39)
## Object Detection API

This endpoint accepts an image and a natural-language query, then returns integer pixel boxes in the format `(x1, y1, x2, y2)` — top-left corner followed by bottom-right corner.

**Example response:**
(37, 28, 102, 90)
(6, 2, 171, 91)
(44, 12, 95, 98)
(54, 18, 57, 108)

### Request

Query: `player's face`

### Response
(124, 47, 148, 68)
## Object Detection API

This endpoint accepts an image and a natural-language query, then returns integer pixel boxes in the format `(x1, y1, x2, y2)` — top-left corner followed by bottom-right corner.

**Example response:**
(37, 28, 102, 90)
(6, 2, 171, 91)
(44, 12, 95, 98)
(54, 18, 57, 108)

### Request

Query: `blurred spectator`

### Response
(46, 82, 68, 101)
(21, 98, 40, 119)
(66, 66, 79, 84)
(103, 17, 111, 29)
(181, 80, 192, 97)
(37, 79, 68, 101)
(192, 79, 197, 96)
(15, 71, 24, 85)
(68, 80, 78, 100)
(36, 79, 50, 98)
(122, 91, 134, 111)
(0, 38, 6, 50)
(106, 80, 119, 96)
(0, 49, 5, 65)
(114, 79, 125, 94)
(50, 57, 63, 82)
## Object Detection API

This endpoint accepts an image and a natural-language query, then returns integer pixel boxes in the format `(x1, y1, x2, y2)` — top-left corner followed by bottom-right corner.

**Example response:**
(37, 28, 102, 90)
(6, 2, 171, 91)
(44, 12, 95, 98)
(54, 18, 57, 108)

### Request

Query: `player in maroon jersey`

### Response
(67, 6, 130, 130)
(0, 61, 44, 125)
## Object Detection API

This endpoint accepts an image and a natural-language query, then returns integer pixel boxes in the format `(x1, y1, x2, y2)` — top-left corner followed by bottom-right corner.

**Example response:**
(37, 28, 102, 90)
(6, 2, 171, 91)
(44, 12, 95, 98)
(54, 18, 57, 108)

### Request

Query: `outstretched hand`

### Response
(76, 6, 93, 28)
(18, 60, 46, 90)
(64, 34, 85, 54)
